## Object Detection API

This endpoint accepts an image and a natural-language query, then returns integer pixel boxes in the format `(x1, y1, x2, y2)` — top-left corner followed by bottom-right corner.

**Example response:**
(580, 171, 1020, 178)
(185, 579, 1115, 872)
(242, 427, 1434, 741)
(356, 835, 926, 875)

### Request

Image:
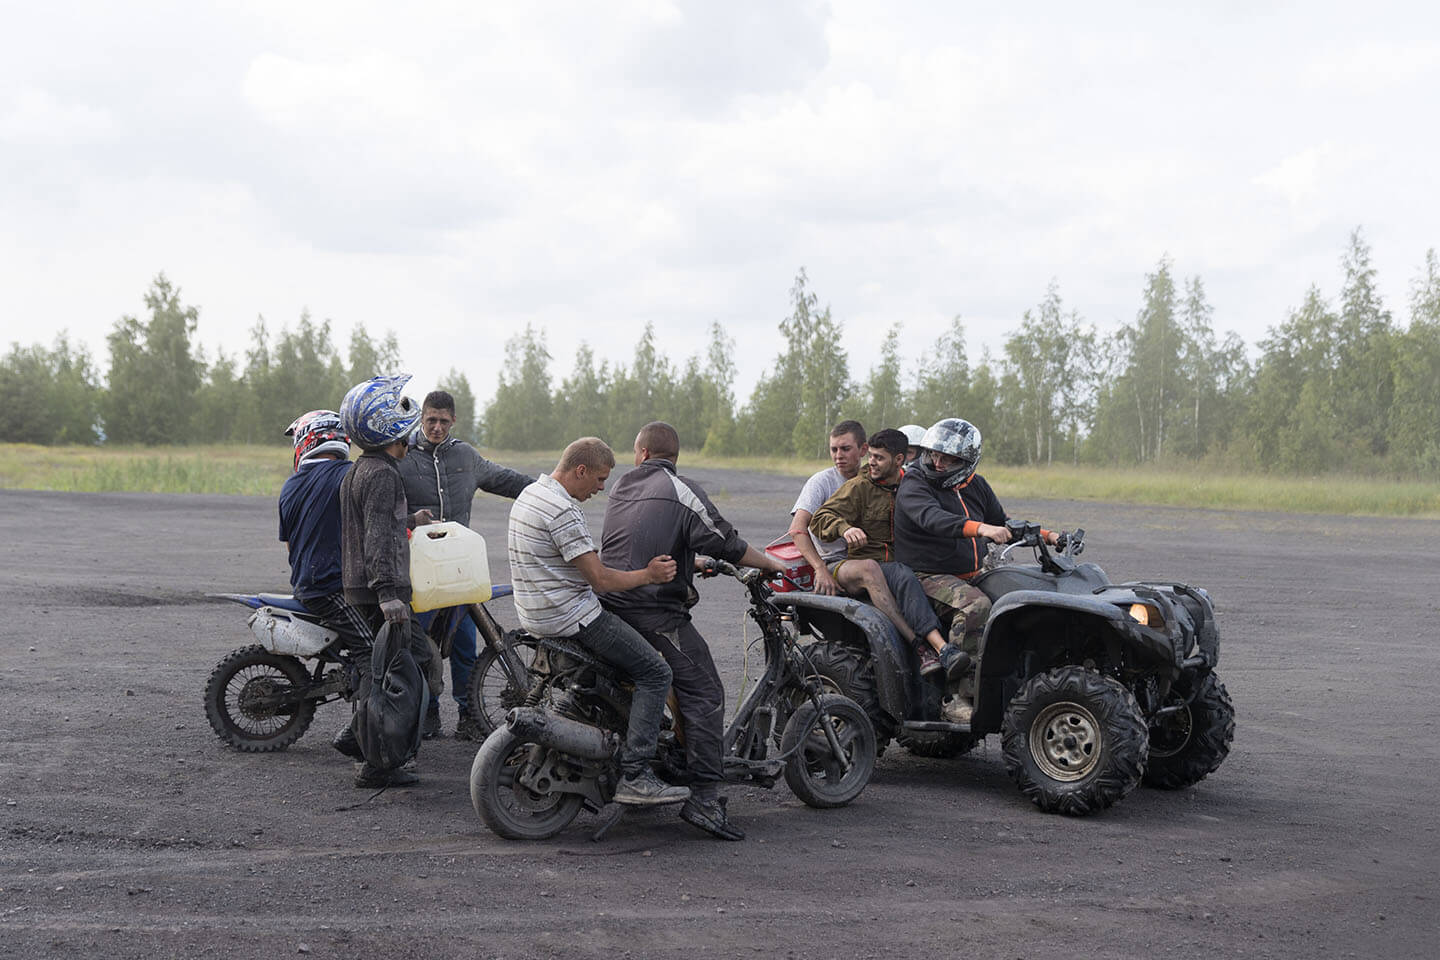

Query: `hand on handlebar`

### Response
(646, 554, 677, 584)
(1044, 530, 1061, 547)
(696, 556, 720, 578)
(977, 523, 1011, 544)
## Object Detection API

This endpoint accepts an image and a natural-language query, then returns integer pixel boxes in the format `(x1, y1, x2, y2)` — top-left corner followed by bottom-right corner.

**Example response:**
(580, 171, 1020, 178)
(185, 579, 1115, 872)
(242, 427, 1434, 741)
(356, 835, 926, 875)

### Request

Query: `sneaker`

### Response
(454, 714, 485, 742)
(939, 644, 971, 680)
(615, 769, 691, 806)
(354, 762, 420, 789)
(680, 795, 744, 841)
(942, 694, 974, 724)
(422, 702, 442, 740)
(918, 646, 943, 677)
(331, 724, 363, 760)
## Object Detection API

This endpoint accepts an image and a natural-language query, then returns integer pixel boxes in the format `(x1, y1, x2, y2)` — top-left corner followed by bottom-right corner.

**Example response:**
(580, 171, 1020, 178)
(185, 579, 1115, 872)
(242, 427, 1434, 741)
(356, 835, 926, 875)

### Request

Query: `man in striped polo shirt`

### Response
(508, 436, 690, 806)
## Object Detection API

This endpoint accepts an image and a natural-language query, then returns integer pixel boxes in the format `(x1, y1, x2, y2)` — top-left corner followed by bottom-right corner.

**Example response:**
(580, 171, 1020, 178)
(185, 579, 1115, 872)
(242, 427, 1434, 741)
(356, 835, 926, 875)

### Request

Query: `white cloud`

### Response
(0, 88, 115, 144)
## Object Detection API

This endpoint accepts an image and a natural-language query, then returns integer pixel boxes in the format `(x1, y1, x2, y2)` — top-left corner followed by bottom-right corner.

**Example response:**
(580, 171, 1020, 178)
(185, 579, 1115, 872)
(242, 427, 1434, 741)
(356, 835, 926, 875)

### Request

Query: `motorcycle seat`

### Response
(257, 593, 310, 614)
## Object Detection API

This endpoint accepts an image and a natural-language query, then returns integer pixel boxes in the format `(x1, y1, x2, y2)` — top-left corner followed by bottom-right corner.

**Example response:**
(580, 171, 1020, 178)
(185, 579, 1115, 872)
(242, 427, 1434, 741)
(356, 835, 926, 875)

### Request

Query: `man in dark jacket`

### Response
(339, 374, 436, 788)
(397, 390, 532, 741)
(600, 421, 785, 841)
(894, 418, 1058, 722)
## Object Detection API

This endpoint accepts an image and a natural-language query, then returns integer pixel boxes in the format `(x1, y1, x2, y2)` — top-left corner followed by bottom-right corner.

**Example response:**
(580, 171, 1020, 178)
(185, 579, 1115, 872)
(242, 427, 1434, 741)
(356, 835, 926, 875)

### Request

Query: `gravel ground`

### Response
(1, 469, 1436, 959)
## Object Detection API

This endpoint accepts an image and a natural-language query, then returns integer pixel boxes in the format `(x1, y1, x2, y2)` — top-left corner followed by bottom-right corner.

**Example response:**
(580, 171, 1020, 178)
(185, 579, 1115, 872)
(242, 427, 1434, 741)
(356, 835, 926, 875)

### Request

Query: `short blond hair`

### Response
(557, 437, 616, 473)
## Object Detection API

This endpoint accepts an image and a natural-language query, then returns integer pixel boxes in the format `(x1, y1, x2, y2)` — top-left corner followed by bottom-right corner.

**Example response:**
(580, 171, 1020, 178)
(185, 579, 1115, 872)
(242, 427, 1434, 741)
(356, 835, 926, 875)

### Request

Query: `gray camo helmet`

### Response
(916, 418, 981, 488)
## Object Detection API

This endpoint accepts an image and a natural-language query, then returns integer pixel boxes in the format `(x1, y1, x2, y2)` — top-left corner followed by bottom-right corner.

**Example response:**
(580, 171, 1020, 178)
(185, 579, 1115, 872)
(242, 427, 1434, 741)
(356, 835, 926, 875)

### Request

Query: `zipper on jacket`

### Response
(432, 443, 445, 521)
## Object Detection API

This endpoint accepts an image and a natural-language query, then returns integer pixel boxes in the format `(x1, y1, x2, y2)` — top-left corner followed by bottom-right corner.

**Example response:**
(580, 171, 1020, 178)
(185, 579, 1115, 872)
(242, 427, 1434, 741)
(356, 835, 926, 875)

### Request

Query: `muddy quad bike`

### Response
(469, 561, 876, 840)
(205, 586, 533, 751)
(779, 521, 1234, 815)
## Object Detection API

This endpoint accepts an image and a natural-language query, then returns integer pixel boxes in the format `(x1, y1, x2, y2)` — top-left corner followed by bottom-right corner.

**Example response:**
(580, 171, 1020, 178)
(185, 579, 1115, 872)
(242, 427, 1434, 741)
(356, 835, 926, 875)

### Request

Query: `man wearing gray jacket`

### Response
(397, 390, 533, 740)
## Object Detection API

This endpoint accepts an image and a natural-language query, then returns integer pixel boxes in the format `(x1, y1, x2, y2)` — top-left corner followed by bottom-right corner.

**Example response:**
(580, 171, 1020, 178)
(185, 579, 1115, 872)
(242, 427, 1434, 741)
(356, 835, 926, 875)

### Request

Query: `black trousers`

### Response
(612, 610, 725, 789)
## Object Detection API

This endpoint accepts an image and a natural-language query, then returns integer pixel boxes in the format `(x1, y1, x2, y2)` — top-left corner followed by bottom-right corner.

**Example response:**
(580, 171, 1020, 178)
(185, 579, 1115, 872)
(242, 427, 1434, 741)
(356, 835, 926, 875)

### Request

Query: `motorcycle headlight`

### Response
(1128, 603, 1164, 629)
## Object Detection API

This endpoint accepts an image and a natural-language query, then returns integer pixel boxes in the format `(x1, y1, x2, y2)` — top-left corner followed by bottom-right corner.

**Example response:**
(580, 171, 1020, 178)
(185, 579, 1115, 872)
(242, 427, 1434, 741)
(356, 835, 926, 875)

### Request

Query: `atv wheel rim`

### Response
(1031, 701, 1101, 782)
(1148, 700, 1193, 759)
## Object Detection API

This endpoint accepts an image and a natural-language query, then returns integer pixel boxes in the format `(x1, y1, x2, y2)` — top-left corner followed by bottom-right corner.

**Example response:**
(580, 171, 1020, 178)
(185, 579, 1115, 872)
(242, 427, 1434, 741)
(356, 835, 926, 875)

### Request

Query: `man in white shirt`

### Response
(508, 436, 689, 806)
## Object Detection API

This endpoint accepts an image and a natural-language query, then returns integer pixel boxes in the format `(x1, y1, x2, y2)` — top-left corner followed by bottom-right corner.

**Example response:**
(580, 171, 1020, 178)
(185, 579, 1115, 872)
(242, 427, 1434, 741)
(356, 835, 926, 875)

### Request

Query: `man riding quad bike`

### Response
(775, 419, 1234, 816)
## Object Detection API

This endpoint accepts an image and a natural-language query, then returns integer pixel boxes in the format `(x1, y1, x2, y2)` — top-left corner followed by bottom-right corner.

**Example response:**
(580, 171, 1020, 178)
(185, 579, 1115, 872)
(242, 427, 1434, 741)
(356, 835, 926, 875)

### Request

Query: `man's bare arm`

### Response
(788, 509, 839, 595)
(572, 551, 676, 593)
(738, 544, 787, 573)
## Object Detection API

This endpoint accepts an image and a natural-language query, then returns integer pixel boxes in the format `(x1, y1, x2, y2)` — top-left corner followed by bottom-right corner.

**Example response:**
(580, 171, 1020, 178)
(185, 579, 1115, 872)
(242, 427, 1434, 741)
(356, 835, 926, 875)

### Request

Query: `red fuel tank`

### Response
(765, 539, 814, 592)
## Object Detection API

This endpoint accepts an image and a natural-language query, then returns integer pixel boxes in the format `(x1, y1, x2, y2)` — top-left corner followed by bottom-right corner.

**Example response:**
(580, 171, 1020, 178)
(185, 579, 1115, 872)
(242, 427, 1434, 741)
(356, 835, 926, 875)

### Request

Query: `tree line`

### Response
(4, 229, 1437, 475)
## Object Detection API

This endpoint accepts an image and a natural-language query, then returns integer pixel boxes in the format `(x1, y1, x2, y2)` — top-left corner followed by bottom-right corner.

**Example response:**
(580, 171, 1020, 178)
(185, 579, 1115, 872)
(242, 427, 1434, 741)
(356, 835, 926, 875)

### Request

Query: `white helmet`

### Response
(899, 424, 926, 447)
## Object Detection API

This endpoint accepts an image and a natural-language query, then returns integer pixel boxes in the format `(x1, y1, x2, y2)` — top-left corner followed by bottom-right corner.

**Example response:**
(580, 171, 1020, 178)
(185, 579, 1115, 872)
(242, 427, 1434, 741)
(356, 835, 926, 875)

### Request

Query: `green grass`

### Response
(0, 443, 292, 496)
(3, 443, 1437, 517)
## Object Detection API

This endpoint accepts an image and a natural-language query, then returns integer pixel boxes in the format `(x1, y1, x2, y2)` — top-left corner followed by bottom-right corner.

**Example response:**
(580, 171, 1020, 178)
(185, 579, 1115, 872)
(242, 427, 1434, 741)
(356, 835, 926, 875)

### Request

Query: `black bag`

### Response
(353, 621, 429, 770)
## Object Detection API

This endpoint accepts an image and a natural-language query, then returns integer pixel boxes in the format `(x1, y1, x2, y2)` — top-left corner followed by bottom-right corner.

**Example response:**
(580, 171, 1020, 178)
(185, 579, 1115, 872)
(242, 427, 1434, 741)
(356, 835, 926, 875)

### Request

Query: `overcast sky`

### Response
(3, 1, 1437, 414)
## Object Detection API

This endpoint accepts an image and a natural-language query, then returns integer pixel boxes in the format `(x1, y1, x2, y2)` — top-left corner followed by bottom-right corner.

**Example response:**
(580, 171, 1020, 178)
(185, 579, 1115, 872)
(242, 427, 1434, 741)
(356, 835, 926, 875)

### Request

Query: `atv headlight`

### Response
(1128, 603, 1164, 628)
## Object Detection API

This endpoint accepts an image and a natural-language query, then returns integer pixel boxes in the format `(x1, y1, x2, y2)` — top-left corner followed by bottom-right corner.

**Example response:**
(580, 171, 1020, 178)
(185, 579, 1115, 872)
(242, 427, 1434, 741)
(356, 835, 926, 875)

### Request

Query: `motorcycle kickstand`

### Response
(590, 803, 627, 842)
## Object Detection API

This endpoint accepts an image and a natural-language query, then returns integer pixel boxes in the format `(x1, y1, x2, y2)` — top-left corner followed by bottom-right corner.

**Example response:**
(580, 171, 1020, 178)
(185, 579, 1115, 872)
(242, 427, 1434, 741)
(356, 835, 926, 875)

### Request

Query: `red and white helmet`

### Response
(284, 410, 351, 470)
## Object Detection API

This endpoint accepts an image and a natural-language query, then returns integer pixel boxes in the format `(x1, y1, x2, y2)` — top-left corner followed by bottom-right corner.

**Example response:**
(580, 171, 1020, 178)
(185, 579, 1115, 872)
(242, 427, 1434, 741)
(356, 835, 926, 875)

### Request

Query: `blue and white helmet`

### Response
(340, 374, 420, 450)
(916, 418, 982, 489)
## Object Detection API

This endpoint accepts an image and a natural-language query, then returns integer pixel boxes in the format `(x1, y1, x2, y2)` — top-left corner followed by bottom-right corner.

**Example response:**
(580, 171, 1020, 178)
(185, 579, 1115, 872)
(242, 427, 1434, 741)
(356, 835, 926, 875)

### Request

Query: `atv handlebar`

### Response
(993, 522, 1085, 572)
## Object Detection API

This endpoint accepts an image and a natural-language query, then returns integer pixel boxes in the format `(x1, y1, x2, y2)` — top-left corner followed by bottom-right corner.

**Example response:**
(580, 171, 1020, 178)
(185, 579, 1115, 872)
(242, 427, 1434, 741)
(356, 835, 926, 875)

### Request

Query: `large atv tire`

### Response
(204, 645, 316, 752)
(469, 728, 584, 840)
(801, 642, 894, 754)
(1143, 672, 1235, 790)
(780, 694, 876, 808)
(1001, 665, 1148, 816)
(466, 633, 539, 737)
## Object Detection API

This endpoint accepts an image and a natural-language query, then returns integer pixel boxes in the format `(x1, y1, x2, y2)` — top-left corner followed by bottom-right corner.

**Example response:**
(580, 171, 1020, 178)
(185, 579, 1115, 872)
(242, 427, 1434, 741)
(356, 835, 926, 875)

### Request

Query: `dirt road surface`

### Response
(2, 469, 1436, 959)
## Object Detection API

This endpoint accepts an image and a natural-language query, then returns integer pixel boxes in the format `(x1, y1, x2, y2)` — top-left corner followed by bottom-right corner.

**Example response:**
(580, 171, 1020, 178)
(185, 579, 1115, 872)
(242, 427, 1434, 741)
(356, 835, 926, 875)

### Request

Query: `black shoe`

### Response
(615, 769, 691, 806)
(454, 714, 485, 742)
(331, 724, 363, 760)
(680, 795, 744, 841)
(354, 762, 420, 788)
(939, 644, 971, 680)
(422, 702, 441, 740)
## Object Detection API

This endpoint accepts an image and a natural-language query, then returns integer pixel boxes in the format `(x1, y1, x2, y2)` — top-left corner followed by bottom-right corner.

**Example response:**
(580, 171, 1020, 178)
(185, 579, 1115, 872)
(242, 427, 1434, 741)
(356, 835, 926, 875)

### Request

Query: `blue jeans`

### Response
(416, 606, 477, 711)
(573, 610, 673, 775)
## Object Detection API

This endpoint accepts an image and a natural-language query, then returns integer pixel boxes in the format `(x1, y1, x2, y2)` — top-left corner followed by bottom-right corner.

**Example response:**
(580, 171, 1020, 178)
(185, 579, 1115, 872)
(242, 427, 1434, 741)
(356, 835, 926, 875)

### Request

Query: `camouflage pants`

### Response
(916, 573, 991, 657)
(917, 574, 990, 699)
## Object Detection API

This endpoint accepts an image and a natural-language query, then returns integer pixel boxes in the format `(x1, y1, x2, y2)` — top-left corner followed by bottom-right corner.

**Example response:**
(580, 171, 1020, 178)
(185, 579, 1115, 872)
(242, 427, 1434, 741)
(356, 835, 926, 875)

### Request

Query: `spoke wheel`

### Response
(204, 645, 315, 752)
(780, 693, 876, 808)
(467, 634, 539, 737)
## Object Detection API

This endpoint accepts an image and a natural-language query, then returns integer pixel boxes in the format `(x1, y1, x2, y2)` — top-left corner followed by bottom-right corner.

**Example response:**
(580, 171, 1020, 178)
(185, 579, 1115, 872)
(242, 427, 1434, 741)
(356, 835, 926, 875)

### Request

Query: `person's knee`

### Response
(635, 654, 672, 692)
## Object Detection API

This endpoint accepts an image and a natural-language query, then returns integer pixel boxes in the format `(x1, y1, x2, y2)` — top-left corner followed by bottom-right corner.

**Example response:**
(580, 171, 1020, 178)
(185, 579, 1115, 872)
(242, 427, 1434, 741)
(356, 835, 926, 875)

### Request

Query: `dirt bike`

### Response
(780, 521, 1235, 815)
(468, 560, 877, 840)
(204, 587, 532, 752)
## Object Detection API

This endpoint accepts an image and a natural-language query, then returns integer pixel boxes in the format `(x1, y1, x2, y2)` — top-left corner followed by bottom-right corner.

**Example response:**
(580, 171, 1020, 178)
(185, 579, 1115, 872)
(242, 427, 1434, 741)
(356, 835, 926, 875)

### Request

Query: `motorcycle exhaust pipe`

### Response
(505, 707, 614, 761)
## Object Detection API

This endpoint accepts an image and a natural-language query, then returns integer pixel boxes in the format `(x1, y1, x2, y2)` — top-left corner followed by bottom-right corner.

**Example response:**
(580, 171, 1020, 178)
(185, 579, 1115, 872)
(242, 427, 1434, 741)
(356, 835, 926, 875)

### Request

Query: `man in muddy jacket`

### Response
(397, 390, 532, 740)
(600, 421, 785, 841)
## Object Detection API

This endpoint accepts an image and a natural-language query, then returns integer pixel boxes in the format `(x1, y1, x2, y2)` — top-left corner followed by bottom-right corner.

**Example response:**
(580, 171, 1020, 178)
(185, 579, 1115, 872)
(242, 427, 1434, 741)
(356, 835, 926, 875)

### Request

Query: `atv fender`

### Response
(974, 589, 1185, 728)
(773, 591, 916, 726)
